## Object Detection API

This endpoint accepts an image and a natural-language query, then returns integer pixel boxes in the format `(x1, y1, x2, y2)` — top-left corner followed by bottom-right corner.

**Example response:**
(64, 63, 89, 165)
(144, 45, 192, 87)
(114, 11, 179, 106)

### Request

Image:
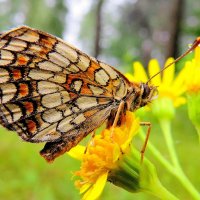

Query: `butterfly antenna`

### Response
(146, 37, 200, 84)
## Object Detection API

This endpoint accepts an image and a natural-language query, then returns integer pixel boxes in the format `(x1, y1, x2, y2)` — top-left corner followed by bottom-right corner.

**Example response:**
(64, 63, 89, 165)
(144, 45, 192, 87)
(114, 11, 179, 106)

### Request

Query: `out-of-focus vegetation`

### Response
(0, 0, 200, 199)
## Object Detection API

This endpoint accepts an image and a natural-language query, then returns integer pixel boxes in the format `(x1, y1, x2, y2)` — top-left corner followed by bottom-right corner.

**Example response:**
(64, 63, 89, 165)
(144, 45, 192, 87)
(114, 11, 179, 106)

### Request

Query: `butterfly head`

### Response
(140, 83, 158, 106)
(129, 83, 158, 111)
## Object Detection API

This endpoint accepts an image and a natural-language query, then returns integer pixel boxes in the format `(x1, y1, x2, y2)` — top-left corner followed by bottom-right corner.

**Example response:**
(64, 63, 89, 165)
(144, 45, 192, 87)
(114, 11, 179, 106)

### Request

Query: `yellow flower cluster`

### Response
(126, 58, 187, 107)
(126, 46, 200, 107)
(69, 112, 139, 200)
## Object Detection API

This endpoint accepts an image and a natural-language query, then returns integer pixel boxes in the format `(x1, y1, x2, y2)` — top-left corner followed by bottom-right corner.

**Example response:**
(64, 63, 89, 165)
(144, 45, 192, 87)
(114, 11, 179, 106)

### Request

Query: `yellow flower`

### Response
(126, 58, 187, 107)
(68, 112, 176, 200)
(68, 112, 139, 200)
(184, 46, 200, 93)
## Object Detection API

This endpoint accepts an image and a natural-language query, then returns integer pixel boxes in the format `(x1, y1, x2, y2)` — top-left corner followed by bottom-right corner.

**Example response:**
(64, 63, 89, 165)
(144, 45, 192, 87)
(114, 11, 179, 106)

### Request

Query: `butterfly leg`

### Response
(84, 131, 96, 154)
(140, 122, 151, 162)
(110, 101, 125, 138)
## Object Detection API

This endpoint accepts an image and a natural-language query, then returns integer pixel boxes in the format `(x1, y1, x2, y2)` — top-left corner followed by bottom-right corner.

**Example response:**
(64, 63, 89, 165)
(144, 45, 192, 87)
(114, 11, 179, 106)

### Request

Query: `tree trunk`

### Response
(165, 0, 184, 58)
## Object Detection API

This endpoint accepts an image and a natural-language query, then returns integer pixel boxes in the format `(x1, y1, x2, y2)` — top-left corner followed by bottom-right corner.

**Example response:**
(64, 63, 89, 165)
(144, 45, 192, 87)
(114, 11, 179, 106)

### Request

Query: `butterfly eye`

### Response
(142, 84, 150, 99)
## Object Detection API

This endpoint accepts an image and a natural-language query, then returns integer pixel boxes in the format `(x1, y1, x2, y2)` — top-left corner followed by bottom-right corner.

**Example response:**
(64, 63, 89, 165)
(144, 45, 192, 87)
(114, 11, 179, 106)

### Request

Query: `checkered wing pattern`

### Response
(0, 26, 131, 161)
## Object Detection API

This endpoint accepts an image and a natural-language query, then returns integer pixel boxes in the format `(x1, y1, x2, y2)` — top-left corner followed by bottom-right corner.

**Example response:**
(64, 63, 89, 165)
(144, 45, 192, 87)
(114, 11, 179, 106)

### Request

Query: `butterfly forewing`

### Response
(0, 26, 131, 161)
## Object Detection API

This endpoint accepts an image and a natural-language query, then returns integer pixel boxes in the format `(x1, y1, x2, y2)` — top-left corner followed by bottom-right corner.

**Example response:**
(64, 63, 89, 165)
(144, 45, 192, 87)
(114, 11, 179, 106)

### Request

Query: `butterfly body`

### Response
(0, 26, 156, 162)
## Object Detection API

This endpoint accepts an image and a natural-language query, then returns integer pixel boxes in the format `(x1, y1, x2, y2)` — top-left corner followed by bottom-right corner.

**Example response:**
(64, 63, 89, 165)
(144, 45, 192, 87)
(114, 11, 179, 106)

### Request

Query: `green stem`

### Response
(144, 179, 179, 200)
(194, 125, 200, 143)
(159, 120, 180, 168)
(160, 120, 200, 199)
(139, 129, 200, 200)
(175, 170, 200, 200)
(130, 146, 179, 200)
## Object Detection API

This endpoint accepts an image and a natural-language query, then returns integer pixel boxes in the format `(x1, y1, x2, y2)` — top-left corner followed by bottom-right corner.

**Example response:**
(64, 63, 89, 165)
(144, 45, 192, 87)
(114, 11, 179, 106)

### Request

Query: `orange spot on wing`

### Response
(24, 102, 34, 114)
(84, 109, 99, 118)
(27, 120, 37, 134)
(29, 30, 39, 38)
(19, 83, 29, 97)
(98, 98, 109, 105)
(32, 57, 43, 64)
(12, 69, 22, 80)
(80, 83, 93, 95)
(40, 36, 56, 48)
(86, 61, 101, 80)
(17, 55, 28, 65)
(39, 47, 49, 57)
(104, 81, 114, 92)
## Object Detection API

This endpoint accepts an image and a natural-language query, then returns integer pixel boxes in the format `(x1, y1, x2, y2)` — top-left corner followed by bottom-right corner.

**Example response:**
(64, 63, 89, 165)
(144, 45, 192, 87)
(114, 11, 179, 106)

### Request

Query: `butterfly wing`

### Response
(0, 26, 130, 161)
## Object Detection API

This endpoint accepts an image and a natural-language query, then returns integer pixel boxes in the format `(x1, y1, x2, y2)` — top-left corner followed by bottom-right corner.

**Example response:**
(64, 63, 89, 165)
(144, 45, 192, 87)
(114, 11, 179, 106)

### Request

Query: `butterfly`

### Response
(0, 26, 198, 162)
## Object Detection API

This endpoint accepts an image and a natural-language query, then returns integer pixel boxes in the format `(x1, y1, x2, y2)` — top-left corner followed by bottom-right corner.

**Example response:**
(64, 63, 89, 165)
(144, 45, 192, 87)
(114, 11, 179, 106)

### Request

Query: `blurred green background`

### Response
(0, 0, 200, 199)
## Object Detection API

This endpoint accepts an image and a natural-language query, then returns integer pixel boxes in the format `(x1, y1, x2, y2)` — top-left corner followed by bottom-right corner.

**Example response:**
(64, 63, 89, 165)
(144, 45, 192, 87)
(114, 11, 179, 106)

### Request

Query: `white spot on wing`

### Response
(88, 85, 104, 95)
(60, 91, 70, 103)
(42, 109, 63, 123)
(49, 74, 67, 84)
(57, 116, 74, 133)
(6, 104, 22, 122)
(0, 50, 14, 65)
(38, 61, 62, 72)
(31, 123, 61, 141)
(76, 96, 98, 110)
(1, 106, 13, 123)
(0, 83, 16, 103)
(28, 69, 54, 80)
(42, 93, 62, 108)
(72, 113, 86, 125)
(0, 68, 10, 83)
(77, 54, 90, 71)
(71, 80, 83, 92)
(0, 40, 7, 48)
(72, 106, 80, 112)
(56, 42, 78, 62)
(5, 39, 27, 51)
(115, 81, 127, 98)
(16, 30, 40, 42)
(48, 51, 70, 67)
(64, 105, 72, 116)
(95, 69, 109, 86)
(37, 81, 61, 94)
(100, 62, 118, 79)
(67, 64, 80, 73)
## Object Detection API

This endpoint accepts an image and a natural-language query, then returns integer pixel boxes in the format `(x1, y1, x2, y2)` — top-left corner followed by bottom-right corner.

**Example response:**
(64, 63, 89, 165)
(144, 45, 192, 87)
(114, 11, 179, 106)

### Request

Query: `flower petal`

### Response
(133, 62, 148, 82)
(162, 58, 175, 86)
(82, 172, 108, 200)
(125, 73, 135, 82)
(148, 59, 161, 85)
(174, 97, 186, 107)
(67, 145, 85, 160)
(80, 183, 91, 194)
(195, 46, 200, 63)
(172, 64, 187, 92)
